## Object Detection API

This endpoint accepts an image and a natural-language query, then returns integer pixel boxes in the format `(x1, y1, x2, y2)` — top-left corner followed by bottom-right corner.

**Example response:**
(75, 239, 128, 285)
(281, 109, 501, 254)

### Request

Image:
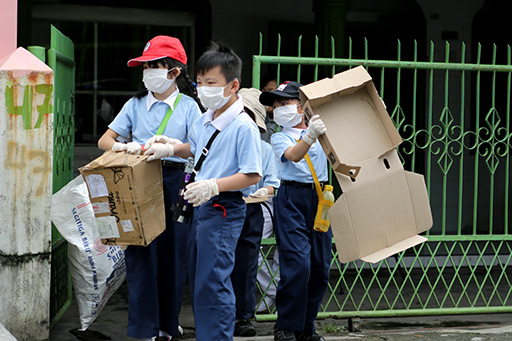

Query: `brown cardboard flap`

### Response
(299, 66, 373, 107)
(404, 171, 433, 234)
(330, 170, 427, 263)
(244, 195, 271, 204)
(82, 151, 150, 169)
(360, 235, 427, 263)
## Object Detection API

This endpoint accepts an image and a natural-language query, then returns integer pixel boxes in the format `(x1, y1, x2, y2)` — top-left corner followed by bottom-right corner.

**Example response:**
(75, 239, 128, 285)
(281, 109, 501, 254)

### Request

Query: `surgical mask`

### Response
(197, 82, 232, 110)
(143, 68, 175, 94)
(273, 104, 303, 128)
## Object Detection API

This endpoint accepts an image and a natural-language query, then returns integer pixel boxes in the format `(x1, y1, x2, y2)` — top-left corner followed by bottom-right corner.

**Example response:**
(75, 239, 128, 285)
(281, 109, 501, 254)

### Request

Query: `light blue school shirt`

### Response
(247, 140, 280, 195)
(188, 96, 262, 197)
(109, 89, 202, 163)
(271, 127, 328, 183)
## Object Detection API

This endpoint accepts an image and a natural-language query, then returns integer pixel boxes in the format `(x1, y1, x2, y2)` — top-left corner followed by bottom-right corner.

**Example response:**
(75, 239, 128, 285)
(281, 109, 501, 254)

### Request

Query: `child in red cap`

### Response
(98, 35, 203, 341)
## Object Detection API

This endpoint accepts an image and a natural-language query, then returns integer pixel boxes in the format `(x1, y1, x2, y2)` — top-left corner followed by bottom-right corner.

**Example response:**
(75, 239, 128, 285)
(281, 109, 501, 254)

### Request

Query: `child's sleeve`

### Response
(108, 99, 134, 137)
(270, 133, 293, 163)
(187, 114, 203, 157)
(236, 125, 262, 176)
(261, 142, 280, 188)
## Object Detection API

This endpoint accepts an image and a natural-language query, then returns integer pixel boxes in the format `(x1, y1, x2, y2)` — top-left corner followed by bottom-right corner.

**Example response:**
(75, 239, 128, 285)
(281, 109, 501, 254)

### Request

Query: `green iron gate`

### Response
(253, 35, 512, 320)
(48, 25, 75, 327)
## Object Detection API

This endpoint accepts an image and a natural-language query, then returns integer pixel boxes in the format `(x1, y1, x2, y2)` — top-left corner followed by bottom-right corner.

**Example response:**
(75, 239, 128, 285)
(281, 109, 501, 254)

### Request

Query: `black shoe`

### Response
(274, 325, 296, 341)
(155, 337, 170, 341)
(294, 331, 326, 341)
(234, 320, 257, 337)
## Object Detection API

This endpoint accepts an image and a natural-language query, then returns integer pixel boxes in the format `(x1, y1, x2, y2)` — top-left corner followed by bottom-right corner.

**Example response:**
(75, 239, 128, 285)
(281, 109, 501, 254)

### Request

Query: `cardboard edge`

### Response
(360, 235, 427, 263)
(330, 196, 361, 264)
(404, 171, 433, 233)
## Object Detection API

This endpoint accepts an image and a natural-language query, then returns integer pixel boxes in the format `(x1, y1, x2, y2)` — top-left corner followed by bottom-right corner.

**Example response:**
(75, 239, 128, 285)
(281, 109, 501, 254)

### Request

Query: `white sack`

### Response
(51, 176, 126, 330)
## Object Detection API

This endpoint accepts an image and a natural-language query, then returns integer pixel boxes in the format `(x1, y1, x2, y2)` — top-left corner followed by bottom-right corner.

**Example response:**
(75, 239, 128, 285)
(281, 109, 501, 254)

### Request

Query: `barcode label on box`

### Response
(120, 220, 134, 233)
(96, 216, 119, 239)
(92, 202, 110, 214)
(85, 174, 109, 198)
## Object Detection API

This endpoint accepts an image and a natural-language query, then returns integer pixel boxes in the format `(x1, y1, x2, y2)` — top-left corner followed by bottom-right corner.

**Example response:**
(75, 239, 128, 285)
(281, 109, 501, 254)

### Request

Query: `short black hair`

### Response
(196, 42, 242, 83)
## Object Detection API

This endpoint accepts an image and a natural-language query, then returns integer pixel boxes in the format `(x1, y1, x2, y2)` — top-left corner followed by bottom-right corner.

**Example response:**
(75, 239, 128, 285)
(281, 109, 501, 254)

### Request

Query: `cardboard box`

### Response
(80, 151, 165, 246)
(300, 66, 433, 263)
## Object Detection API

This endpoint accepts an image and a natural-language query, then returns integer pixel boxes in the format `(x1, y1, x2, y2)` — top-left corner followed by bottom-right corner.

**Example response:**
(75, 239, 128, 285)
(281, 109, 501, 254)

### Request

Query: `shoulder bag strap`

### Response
(296, 139, 324, 200)
(189, 129, 221, 183)
(155, 93, 182, 135)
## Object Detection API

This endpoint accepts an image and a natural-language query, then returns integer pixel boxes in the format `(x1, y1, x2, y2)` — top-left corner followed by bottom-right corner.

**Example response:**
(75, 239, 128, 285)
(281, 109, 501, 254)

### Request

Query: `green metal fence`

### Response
(48, 25, 76, 327)
(253, 35, 512, 320)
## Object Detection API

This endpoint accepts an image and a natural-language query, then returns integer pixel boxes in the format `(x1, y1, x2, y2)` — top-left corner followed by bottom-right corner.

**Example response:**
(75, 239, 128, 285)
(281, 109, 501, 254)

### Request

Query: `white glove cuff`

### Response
(112, 142, 126, 152)
(302, 133, 316, 145)
(208, 178, 219, 196)
(166, 144, 175, 157)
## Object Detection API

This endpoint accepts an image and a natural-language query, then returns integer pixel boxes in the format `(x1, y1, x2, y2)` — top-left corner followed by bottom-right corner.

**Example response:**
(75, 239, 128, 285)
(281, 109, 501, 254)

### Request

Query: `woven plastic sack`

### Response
(51, 176, 126, 330)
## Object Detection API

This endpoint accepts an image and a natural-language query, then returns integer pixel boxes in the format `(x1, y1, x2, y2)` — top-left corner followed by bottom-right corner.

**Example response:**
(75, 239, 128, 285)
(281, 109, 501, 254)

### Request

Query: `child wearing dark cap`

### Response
(259, 81, 332, 341)
(97, 35, 202, 341)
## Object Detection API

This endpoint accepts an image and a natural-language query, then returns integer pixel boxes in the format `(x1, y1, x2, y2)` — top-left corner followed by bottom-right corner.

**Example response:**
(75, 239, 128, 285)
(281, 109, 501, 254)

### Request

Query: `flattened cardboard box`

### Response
(80, 151, 165, 246)
(300, 66, 433, 263)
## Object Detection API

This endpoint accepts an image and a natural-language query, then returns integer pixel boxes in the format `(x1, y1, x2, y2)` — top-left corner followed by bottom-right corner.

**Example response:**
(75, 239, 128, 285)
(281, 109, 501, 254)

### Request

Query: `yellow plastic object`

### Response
(314, 185, 335, 232)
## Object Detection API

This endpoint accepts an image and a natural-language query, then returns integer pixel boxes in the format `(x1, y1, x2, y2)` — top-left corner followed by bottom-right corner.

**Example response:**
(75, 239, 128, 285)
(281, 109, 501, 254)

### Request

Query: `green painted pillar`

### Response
(313, 0, 350, 67)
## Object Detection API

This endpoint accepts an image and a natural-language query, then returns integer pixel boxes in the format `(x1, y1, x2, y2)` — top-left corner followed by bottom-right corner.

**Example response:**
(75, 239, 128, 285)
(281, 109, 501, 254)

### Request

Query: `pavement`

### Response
(48, 280, 512, 341)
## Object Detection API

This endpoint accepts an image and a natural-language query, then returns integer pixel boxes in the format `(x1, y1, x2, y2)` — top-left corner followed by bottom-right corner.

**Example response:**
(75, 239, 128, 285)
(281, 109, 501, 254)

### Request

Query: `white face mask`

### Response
(143, 68, 175, 94)
(273, 104, 303, 128)
(197, 82, 232, 110)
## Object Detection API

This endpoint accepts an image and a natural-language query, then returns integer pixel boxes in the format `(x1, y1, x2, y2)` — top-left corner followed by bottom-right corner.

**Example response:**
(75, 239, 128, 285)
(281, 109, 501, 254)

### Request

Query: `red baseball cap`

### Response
(127, 35, 187, 67)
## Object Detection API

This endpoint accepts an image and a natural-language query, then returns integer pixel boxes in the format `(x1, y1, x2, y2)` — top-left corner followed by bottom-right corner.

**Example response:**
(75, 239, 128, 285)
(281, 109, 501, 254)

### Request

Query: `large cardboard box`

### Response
(80, 151, 165, 246)
(300, 66, 433, 263)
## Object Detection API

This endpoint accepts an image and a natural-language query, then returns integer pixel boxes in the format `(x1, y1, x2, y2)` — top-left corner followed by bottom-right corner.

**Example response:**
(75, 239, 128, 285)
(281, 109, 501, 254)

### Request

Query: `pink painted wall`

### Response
(0, 0, 17, 61)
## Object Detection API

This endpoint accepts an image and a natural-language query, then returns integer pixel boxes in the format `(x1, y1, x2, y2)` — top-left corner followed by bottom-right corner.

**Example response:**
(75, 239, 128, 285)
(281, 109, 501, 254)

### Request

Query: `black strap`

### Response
(188, 129, 220, 183)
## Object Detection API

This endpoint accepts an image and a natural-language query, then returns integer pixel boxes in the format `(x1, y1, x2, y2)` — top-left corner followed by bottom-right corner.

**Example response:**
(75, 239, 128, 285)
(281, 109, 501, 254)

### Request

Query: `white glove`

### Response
(184, 179, 219, 207)
(125, 141, 143, 155)
(145, 143, 174, 162)
(145, 135, 183, 150)
(112, 142, 127, 152)
(250, 187, 268, 198)
(303, 115, 326, 145)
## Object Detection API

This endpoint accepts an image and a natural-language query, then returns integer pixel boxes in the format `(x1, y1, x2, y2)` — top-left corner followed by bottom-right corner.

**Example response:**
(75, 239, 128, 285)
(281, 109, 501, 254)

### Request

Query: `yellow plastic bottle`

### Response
(314, 185, 335, 232)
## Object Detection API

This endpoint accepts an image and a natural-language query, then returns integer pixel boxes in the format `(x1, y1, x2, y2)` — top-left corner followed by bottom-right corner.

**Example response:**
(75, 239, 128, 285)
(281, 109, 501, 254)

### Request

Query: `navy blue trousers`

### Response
(274, 184, 332, 333)
(124, 166, 189, 338)
(232, 203, 264, 320)
(188, 192, 246, 341)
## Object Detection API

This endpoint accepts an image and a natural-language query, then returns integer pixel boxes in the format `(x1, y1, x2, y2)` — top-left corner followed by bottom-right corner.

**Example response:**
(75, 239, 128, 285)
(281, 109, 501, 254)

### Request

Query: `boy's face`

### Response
(196, 66, 238, 97)
(273, 98, 302, 112)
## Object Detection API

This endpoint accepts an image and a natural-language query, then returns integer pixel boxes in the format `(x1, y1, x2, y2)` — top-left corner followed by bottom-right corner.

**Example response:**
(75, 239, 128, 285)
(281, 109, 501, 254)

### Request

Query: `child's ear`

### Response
(231, 78, 240, 94)
(170, 68, 181, 79)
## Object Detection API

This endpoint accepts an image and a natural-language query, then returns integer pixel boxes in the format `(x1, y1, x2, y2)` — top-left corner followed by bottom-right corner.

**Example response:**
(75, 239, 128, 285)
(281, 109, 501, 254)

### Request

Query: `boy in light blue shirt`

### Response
(145, 43, 262, 341)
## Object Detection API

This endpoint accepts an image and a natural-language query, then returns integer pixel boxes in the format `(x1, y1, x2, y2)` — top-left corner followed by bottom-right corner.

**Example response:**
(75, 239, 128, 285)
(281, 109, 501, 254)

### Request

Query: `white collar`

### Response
(282, 127, 304, 140)
(204, 96, 244, 131)
(146, 88, 180, 111)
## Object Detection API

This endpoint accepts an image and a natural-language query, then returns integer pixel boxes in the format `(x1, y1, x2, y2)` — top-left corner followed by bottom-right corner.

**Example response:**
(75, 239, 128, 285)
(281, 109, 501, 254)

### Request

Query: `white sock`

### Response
(159, 330, 172, 339)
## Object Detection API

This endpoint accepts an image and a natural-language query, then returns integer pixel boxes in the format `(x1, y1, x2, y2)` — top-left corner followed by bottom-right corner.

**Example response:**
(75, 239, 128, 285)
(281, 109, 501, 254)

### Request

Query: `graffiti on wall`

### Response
(2, 78, 53, 197)
(5, 83, 53, 130)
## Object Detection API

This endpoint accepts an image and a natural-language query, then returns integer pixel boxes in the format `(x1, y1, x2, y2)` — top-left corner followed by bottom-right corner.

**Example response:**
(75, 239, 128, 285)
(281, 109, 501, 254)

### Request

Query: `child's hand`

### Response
(145, 143, 174, 161)
(250, 187, 268, 198)
(145, 135, 183, 150)
(125, 142, 143, 155)
(303, 115, 326, 145)
(112, 142, 127, 152)
(184, 179, 219, 207)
